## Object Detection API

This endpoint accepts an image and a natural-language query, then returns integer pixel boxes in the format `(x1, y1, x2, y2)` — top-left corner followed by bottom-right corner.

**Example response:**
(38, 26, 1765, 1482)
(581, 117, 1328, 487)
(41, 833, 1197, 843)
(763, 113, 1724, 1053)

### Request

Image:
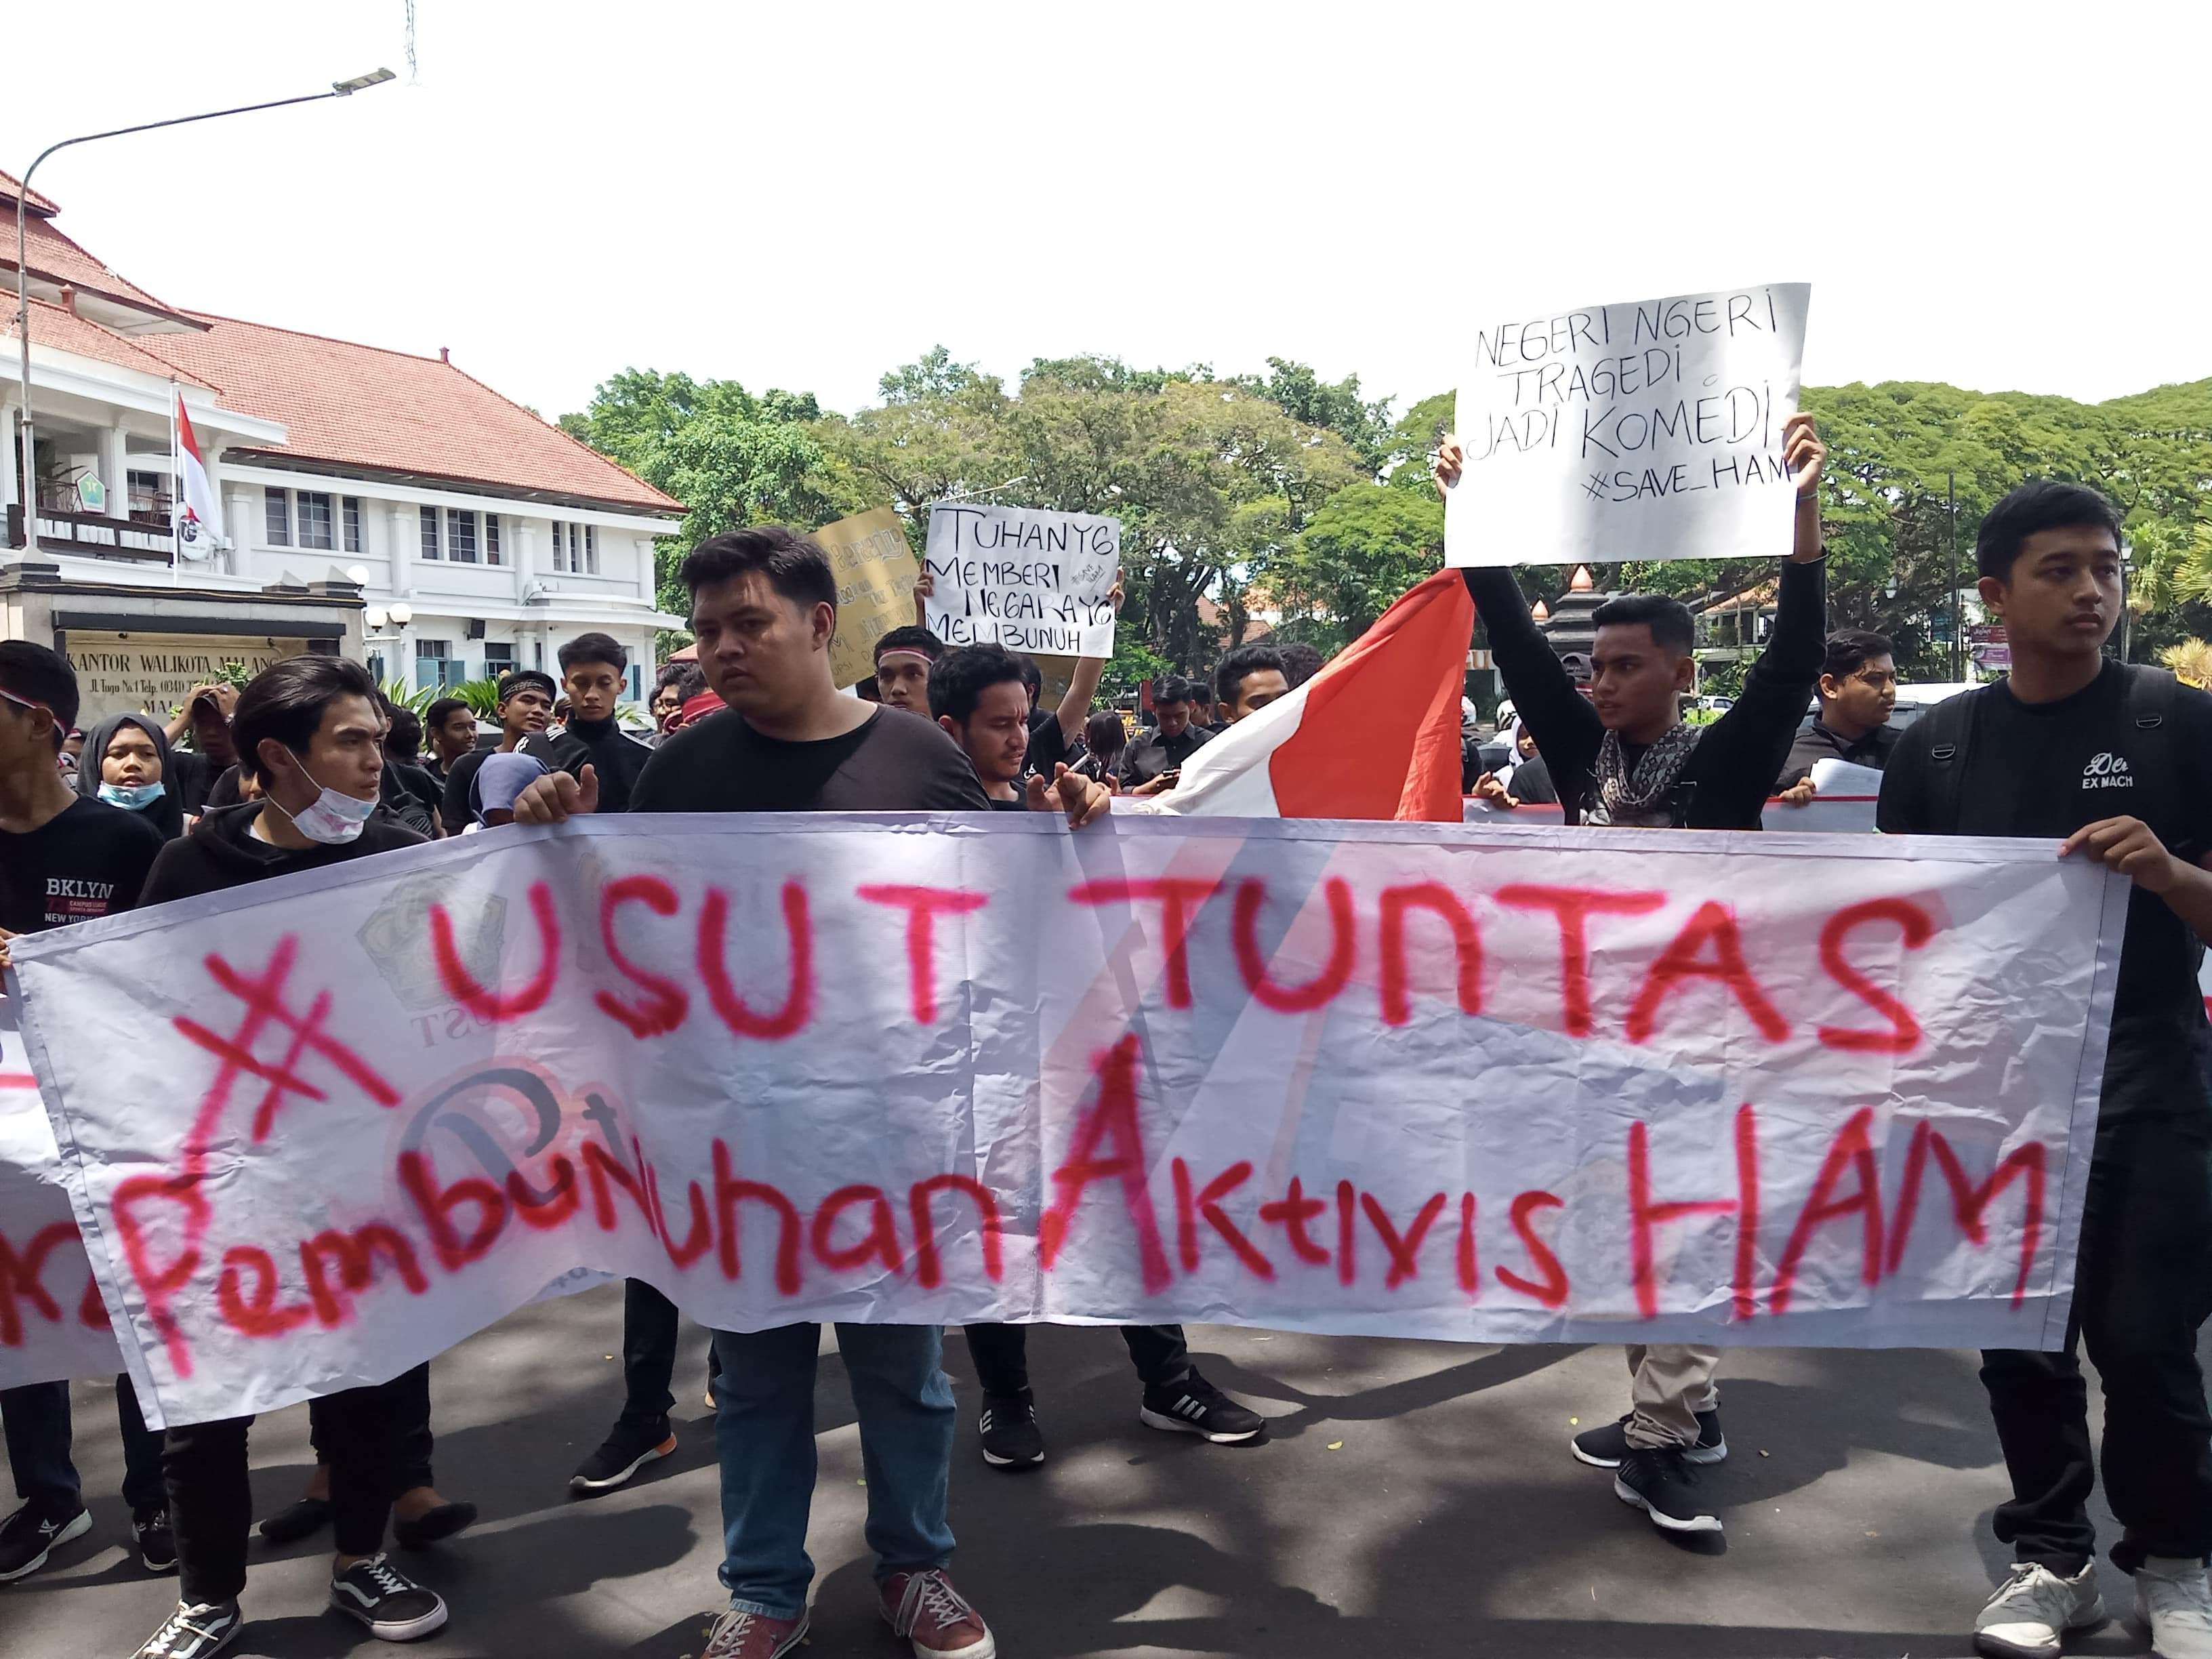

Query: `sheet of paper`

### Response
(924, 504, 1120, 656)
(1809, 758, 1887, 797)
(1446, 283, 1811, 568)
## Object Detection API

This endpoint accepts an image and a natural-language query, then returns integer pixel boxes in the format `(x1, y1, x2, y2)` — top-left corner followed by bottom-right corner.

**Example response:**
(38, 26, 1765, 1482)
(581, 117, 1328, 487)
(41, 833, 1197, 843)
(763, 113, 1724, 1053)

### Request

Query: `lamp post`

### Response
(14, 69, 394, 552)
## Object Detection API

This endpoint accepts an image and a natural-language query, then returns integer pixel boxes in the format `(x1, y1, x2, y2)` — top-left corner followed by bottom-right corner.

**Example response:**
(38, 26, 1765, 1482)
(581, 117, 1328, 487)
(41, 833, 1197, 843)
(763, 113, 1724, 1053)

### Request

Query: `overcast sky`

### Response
(10, 1, 2204, 426)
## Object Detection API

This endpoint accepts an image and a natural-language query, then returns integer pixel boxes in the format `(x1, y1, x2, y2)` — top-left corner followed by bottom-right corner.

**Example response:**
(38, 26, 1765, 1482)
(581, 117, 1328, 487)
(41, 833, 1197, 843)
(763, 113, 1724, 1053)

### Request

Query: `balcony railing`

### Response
(20, 501, 176, 562)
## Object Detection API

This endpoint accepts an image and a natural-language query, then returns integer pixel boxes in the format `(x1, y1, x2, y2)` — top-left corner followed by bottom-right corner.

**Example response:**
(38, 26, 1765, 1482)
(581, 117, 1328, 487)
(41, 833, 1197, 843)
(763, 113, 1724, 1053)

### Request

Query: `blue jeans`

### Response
(2, 1376, 164, 1515)
(710, 1324, 956, 1619)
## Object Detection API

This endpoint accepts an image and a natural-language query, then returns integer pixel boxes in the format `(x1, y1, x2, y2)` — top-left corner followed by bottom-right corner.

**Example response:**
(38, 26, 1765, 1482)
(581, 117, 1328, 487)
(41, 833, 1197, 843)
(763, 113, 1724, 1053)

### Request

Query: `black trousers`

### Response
(1982, 1114, 2212, 1575)
(166, 1369, 418, 1605)
(308, 1362, 433, 1490)
(962, 1323, 1191, 1399)
(619, 1279, 680, 1427)
(0, 1373, 164, 1515)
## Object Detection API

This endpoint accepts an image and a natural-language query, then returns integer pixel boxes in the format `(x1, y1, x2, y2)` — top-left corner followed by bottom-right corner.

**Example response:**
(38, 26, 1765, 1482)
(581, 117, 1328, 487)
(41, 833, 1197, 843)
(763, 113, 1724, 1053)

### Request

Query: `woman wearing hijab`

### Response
(75, 712, 184, 840)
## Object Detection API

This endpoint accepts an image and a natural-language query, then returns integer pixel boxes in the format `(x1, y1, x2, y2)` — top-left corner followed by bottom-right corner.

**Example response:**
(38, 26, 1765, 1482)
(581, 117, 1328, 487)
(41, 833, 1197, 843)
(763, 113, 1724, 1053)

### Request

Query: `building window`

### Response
(585, 524, 599, 575)
(483, 642, 517, 679)
(265, 487, 291, 546)
(419, 505, 440, 560)
(298, 491, 334, 551)
(414, 637, 459, 691)
(485, 513, 501, 566)
(342, 496, 363, 552)
(447, 508, 479, 564)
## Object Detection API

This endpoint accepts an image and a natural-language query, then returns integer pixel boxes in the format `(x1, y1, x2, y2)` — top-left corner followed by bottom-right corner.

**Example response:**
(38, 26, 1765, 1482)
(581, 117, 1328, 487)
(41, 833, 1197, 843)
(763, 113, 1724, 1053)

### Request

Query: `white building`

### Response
(1, 169, 683, 724)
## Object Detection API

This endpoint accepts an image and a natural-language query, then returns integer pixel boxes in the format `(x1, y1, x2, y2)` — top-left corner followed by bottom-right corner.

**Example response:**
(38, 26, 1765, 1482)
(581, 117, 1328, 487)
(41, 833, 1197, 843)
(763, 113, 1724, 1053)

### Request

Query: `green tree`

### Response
(1271, 482, 1444, 647)
(560, 367, 841, 623)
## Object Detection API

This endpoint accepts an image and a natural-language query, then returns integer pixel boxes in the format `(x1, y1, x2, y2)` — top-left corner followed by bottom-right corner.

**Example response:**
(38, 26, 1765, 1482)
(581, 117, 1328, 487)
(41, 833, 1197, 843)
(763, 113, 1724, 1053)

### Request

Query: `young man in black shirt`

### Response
(0, 642, 170, 1584)
(924, 646, 1258, 1470)
(438, 670, 554, 834)
(131, 656, 449, 1659)
(421, 696, 479, 786)
(520, 526, 1114, 1659)
(545, 633, 653, 815)
(1213, 643, 1290, 726)
(1774, 628, 1900, 800)
(1119, 677, 1213, 794)
(1877, 483, 2212, 1659)
(1436, 413, 1828, 1538)
(873, 625, 946, 718)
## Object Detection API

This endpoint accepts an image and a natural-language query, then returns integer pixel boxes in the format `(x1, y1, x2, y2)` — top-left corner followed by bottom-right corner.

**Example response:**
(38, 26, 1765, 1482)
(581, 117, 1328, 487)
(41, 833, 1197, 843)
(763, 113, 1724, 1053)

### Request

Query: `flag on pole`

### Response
(173, 392, 221, 561)
(1135, 570, 1475, 823)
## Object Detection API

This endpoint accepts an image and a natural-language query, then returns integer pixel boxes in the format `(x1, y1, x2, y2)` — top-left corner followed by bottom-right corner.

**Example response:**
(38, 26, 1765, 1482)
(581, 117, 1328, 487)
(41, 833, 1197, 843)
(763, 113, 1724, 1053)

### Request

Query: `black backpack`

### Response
(1913, 663, 2179, 840)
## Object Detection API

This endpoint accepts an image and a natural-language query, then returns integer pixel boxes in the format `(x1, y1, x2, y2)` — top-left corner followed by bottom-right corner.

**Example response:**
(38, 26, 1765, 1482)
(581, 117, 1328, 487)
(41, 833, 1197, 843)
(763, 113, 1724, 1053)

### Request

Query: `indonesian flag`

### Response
(1141, 570, 1475, 822)
(175, 393, 223, 558)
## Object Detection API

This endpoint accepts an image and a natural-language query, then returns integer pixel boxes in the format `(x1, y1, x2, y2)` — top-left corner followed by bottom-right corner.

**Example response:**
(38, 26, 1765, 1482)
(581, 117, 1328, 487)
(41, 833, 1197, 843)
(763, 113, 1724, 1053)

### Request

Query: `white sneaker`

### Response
(1975, 1561, 2105, 1659)
(2135, 1556, 2212, 1659)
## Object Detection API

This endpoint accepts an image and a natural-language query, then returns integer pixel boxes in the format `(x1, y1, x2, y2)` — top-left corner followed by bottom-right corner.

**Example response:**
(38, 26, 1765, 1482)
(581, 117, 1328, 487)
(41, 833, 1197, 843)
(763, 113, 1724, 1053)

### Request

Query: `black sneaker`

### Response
(978, 1395, 1044, 1469)
(134, 1504, 178, 1574)
(131, 1599, 243, 1659)
(1614, 1446, 1722, 1535)
(329, 1553, 449, 1641)
(570, 1416, 677, 1494)
(0, 1502, 89, 1581)
(1571, 1408, 1727, 1469)
(1139, 1369, 1266, 1445)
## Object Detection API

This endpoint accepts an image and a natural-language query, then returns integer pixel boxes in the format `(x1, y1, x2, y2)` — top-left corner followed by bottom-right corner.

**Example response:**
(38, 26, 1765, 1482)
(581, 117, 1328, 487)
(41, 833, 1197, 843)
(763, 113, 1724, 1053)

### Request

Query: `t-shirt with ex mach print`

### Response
(0, 796, 163, 935)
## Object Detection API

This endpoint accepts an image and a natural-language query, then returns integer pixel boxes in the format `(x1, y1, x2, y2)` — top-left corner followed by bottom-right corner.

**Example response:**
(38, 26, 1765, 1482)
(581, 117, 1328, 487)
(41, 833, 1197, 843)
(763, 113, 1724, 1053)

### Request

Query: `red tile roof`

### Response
(0, 215, 197, 326)
(0, 169, 60, 218)
(0, 297, 218, 389)
(144, 314, 682, 514)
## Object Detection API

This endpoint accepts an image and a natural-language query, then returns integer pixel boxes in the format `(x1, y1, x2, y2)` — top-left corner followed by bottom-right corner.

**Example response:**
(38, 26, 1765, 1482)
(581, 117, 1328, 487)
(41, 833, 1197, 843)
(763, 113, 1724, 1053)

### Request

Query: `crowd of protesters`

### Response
(2, 419, 2210, 1659)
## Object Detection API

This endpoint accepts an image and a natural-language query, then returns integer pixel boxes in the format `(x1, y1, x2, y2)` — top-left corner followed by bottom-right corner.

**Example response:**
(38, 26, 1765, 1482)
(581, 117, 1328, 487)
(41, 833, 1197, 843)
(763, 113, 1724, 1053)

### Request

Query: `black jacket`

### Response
(545, 718, 653, 815)
(1777, 717, 1900, 788)
(1460, 558, 1827, 830)
(142, 801, 427, 905)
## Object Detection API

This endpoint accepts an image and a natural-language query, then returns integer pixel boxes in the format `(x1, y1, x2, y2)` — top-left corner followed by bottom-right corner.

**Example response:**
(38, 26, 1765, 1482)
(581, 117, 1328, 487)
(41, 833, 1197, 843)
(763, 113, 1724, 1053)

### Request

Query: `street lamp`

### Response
(14, 70, 395, 552)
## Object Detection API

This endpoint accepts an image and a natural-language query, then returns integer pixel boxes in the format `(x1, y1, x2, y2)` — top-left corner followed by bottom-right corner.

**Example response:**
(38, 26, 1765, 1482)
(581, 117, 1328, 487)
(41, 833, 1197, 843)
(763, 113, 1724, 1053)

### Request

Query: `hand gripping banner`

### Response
(7, 816, 2125, 1428)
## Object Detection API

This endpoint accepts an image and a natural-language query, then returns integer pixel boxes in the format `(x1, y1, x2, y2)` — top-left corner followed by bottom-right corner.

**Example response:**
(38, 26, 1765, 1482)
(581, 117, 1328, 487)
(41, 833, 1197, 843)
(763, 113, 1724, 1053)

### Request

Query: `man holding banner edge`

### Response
(1435, 410, 1829, 1538)
(1877, 482, 2212, 1659)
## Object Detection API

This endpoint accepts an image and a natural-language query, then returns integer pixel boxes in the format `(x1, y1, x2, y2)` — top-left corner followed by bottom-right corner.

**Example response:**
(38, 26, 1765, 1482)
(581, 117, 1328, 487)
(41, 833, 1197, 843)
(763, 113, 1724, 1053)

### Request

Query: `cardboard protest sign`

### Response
(12, 817, 2120, 1426)
(925, 504, 1120, 656)
(0, 998, 121, 1388)
(818, 508, 922, 689)
(1446, 283, 1811, 569)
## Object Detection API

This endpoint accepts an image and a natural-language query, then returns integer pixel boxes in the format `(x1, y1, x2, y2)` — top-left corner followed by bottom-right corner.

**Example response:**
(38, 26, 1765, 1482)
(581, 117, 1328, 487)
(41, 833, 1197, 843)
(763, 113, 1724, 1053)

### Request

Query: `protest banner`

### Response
(924, 504, 1120, 655)
(0, 998, 121, 1389)
(11, 816, 2121, 1428)
(1446, 283, 1812, 569)
(817, 508, 922, 689)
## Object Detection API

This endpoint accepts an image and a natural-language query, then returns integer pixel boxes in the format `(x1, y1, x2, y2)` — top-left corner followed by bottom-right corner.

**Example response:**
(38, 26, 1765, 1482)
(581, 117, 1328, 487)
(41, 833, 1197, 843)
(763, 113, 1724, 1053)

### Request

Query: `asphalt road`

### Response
(2, 1282, 2160, 1658)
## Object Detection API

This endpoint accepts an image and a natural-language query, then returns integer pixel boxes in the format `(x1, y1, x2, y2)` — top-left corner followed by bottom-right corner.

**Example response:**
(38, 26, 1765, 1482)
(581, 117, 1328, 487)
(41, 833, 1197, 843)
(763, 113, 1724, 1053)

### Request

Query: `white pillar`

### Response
(0, 404, 16, 534)
(223, 485, 253, 577)
(100, 424, 129, 519)
(388, 504, 415, 598)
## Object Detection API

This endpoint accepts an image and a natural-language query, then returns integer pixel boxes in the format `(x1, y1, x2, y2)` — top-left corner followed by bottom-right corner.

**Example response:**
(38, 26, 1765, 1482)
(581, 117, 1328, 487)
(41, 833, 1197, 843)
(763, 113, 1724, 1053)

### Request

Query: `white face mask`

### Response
(270, 752, 376, 846)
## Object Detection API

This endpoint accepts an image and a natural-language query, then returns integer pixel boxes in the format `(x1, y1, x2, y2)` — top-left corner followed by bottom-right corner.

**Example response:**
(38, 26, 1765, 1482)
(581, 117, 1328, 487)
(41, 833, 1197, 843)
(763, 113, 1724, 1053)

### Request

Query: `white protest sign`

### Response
(924, 504, 1120, 656)
(13, 816, 2120, 1427)
(0, 997, 121, 1388)
(1446, 283, 1811, 569)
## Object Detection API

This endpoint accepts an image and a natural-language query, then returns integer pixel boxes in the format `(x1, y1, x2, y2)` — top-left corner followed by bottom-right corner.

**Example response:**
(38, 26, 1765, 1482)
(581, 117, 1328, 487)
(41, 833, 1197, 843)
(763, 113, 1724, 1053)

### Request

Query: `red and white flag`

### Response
(1141, 569, 1475, 823)
(174, 392, 223, 559)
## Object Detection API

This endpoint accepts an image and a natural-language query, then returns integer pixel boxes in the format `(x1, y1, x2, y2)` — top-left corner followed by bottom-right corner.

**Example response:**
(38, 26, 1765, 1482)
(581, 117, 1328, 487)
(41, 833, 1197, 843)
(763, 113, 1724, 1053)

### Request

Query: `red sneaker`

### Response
(880, 1569, 996, 1658)
(701, 1606, 808, 1658)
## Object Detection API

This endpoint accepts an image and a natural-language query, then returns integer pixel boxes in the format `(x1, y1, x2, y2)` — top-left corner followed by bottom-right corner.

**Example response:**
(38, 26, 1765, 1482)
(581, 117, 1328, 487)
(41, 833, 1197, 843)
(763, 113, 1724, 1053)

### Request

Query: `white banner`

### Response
(10, 817, 2123, 1428)
(924, 504, 1120, 655)
(1446, 283, 1811, 568)
(0, 998, 121, 1388)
